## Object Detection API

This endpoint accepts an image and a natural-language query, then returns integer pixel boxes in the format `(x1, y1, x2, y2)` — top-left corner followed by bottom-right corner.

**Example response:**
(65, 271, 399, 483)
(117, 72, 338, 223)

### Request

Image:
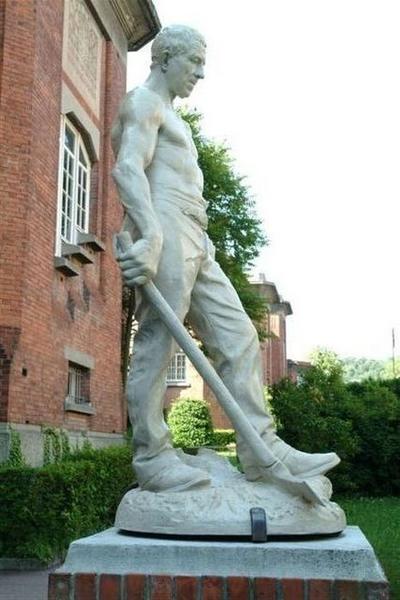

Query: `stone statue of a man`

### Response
(112, 25, 339, 494)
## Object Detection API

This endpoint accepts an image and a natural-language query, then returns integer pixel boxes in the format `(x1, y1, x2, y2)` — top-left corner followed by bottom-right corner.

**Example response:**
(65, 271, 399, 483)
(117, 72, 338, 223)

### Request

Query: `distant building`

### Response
(287, 359, 312, 383)
(251, 273, 293, 386)
(0, 0, 160, 465)
(165, 273, 293, 428)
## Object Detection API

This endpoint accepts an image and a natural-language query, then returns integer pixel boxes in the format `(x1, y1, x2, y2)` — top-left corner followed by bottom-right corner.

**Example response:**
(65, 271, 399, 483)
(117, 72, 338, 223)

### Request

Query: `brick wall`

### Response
(260, 313, 288, 386)
(0, 0, 126, 438)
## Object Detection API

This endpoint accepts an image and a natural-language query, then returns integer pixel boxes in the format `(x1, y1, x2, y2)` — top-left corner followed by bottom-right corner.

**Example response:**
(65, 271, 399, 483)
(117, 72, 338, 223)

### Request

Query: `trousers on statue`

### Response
(125, 202, 276, 486)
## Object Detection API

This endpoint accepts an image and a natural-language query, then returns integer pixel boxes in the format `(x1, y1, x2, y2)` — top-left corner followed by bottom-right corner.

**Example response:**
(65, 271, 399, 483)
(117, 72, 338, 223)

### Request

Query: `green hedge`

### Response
(270, 371, 400, 495)
(212, 429, 236, 447)
(0, 446, 133, 562)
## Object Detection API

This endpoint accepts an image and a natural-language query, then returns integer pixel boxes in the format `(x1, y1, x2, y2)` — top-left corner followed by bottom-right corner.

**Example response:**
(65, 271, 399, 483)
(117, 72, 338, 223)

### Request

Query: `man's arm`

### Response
(112, 88, 165, 286)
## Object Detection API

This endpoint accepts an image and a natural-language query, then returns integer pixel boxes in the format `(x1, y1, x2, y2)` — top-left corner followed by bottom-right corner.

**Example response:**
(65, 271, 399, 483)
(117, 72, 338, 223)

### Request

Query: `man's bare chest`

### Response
(158, 111, 198, 158)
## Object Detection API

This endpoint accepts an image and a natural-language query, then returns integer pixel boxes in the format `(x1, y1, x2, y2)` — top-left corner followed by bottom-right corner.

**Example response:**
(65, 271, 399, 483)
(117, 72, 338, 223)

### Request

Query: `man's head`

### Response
(151, 25, 206, 98)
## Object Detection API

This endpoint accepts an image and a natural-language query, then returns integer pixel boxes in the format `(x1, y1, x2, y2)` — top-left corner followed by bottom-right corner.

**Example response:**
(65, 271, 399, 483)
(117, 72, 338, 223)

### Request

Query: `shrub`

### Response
(42, 426, 71, 465)
(341, 380, 400, 495)
(0, 445, 133, 562)
(270, 376, 359, 493)
(270, 369, 400, 495)
(212, 429, 236, 448)
(167, 398, 214, 448)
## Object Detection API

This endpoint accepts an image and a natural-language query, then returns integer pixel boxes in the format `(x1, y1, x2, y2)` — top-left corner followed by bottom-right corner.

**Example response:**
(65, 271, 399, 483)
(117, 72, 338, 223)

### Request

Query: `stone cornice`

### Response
(109, 0, 161, 50)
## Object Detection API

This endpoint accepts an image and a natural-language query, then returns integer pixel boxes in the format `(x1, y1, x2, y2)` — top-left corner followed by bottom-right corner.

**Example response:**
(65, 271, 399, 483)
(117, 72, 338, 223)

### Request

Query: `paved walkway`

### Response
(0, 569, 54, 600)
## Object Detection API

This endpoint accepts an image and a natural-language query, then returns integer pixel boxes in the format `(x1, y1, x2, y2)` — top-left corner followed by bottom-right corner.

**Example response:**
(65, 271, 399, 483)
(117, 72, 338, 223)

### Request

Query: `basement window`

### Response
(67, 362, 89, 404)
(65, 362, 95, 415)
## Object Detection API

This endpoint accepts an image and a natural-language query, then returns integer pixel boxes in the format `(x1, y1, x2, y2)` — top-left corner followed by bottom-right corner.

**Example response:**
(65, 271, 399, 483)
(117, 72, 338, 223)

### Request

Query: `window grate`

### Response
(67, 363, 90, 404)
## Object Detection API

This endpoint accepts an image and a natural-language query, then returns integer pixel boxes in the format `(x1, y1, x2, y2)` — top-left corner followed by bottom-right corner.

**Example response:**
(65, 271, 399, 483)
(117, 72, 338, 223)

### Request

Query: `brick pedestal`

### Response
(48, 572, 389, 599)
(48, 527, 389, 599)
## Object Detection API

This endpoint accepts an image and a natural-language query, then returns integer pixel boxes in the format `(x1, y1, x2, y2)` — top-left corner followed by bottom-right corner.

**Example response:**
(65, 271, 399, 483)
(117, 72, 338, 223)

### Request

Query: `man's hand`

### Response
(116, 238, 161, 287)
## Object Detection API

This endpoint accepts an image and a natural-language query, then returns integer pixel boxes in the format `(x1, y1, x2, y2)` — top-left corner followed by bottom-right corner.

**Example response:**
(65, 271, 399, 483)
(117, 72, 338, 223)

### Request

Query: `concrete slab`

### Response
(0, 568, 54, 600)
(58, 526, 386, 582)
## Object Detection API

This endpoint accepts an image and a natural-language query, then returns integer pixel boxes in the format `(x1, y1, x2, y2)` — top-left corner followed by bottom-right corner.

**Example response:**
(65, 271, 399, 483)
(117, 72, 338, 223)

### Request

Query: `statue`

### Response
(112, 25, 345, 534)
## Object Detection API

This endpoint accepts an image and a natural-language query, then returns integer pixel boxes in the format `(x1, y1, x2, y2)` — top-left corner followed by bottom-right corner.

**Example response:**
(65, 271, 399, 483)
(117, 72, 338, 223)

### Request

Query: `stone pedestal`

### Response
(115, 449, 346, 536)
(48, 526, 389, 599)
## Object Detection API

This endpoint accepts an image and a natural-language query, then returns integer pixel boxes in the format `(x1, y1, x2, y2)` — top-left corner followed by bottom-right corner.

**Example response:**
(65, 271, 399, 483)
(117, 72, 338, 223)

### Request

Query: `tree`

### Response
(180, 109, 268, 330)
(381, 357, 400, 380)
(342, 357, 385, 383)
(309, 347, 344, 379)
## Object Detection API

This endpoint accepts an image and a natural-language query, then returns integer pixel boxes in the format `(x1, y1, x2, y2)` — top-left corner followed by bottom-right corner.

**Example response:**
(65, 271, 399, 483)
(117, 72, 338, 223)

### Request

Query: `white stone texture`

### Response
(58, 526, 386, 581)
(112, 26, 343, 508)
(115, 450, 346, 536)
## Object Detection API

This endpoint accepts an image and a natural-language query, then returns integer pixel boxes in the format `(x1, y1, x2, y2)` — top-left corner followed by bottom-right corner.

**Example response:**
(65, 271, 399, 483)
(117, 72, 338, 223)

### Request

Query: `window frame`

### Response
(166, 351, 187, 385)
(56, 116, 91, 255)
(66, 361, 90, 405)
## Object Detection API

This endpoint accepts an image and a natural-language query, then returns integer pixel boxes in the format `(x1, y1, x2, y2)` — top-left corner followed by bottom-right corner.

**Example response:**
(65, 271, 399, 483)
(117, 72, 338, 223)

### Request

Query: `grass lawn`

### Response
(337, 496, 400, 599)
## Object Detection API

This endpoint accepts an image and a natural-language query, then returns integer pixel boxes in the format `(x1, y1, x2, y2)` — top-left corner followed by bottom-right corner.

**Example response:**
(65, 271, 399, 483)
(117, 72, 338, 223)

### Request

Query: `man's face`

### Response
(165, 44, 206, 98)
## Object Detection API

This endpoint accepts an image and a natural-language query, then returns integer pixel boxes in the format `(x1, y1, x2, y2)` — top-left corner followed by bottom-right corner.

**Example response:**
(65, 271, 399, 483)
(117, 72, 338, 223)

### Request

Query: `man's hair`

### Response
(151, 25, 206, 68)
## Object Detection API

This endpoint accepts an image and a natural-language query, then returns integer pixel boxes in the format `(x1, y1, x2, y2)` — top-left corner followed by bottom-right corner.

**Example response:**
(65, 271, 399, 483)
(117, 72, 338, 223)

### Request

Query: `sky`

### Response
(126, 1, 400, 362)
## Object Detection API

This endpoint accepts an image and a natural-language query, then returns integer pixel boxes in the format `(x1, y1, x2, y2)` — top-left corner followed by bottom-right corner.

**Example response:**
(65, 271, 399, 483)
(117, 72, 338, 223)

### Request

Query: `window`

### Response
(167, 352, 187, 384)
(58, 117, 91, 247)
(67, 362, 90, 405)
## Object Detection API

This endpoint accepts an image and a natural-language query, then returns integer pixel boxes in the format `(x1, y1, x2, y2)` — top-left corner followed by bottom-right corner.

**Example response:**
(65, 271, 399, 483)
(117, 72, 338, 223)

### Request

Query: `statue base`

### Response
(115, 449, 346, 536)
(49, 526, 389, 599)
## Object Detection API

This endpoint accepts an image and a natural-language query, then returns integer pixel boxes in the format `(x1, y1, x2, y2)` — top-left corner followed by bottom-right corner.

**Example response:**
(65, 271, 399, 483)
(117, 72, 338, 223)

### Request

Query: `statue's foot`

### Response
(272, 437, 340, 477)
(140, 462, 210, 493)
(278, 447, 340, 478)
(243, 437, 340, 481)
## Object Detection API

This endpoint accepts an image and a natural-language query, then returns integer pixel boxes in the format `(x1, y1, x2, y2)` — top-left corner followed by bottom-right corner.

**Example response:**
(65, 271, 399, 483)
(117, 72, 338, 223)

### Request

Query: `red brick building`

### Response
(287, 359, 312, 383)
(0, 0, 159, 465)
(165, 273, 293, 429)
(252, 273, 293, 386)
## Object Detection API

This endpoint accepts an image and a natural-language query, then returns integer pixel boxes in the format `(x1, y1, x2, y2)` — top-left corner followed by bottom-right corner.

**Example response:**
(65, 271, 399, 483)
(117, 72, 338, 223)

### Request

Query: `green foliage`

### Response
(180, 109, 268, 332)
(5, 429, 26, 468)
(271, 375, 359, 492)
(0, 445, 133, 562)
(79, 438, 93, 453)
(167, 398, 214, 448)
(381, 357, 400, 380)
(343, 380, 400, 494)
(270, 358, 400, 494)
(42, 427, 71, 465)
(342, 356, 385, 383)
(212, 429, 236, 448)
(309, 347, 344, 379)
(341, 355, 400, 383)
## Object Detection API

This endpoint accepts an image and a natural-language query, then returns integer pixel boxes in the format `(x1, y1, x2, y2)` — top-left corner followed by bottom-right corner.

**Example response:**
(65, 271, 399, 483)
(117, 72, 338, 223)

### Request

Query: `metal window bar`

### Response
(68, 364, 89, 404)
